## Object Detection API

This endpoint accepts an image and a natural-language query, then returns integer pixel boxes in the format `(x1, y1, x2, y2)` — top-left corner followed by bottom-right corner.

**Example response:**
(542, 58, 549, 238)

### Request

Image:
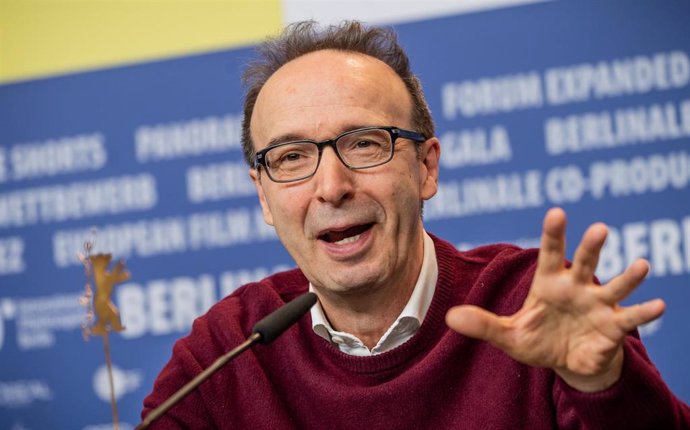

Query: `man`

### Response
(142, 21, 690, 428)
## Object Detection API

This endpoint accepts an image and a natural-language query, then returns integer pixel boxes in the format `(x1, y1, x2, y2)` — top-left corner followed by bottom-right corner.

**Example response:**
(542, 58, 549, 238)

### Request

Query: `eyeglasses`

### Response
(254, 126, 426, 183)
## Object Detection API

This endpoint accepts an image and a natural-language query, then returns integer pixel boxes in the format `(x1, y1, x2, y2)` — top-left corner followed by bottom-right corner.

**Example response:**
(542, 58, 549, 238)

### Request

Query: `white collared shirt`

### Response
(310, 231, 438, 356)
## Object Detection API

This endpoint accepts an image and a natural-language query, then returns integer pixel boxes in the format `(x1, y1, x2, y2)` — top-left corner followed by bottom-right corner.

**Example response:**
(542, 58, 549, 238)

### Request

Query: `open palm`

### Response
(446, 208, 665, 392)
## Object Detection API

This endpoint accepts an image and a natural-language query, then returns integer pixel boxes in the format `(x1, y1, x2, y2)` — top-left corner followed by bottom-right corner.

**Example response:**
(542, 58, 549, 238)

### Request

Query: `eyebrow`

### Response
(265, 133, 310, 149)
(264, 124, 381, 148)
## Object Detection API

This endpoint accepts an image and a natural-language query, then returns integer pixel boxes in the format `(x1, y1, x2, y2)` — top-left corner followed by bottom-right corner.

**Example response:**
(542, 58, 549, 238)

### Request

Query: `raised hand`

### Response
(445, 207, 666, 392)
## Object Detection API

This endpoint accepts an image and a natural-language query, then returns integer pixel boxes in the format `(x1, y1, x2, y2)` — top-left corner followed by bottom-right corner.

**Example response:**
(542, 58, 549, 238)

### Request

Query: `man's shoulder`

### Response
(201, 267, 309, 331)
(430, 234, 539, 312)
(233, 267, 309, 300)
(429, 232, 539, 268)
(461, 243, 539, 266)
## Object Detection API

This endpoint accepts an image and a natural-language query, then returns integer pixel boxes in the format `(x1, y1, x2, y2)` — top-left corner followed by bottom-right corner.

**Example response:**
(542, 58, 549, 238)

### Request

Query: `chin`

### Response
(319, 269, 386, 295)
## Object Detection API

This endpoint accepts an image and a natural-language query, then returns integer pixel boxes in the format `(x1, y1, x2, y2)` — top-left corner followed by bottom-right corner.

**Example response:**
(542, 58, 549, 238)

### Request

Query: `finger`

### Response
(537, 207, 567, 275)
(570, 223, 608, 283)
(446, 305, 507, 345)
(598, 259, 650, 304)
(615, 299, 665, 332)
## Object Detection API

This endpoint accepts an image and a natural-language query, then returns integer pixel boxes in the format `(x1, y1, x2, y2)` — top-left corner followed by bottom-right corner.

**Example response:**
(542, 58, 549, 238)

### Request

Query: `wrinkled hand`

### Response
(446, 207, 665, 392)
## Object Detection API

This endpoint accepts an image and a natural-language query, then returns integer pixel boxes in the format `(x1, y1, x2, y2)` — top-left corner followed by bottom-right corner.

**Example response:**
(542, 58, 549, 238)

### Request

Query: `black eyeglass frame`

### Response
(253, 126, 427, 183)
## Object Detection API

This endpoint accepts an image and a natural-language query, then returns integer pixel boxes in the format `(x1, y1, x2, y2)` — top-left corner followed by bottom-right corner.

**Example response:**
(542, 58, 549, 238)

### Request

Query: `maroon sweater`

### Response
(142, 236, 690, 429)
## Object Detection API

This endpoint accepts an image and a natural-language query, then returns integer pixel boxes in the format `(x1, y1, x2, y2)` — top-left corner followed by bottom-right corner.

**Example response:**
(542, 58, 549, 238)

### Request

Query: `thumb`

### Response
(445, 305, 505, 344)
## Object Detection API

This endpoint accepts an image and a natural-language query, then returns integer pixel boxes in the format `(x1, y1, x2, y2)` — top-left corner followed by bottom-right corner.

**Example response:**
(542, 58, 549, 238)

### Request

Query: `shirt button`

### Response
(331, 335, 344, 344)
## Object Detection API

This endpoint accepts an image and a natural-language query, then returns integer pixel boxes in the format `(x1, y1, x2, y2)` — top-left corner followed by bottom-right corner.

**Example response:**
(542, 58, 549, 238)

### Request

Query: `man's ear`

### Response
(419, 137, 440, 201)
(249, 168, 274, 226)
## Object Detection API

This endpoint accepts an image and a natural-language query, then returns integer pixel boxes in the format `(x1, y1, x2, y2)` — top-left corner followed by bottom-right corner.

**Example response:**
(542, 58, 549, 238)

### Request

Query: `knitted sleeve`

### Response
(552, 335, 690, 429)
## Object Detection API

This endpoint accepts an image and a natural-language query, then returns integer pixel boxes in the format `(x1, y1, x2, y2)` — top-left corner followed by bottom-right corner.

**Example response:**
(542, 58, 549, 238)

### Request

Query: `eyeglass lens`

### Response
(265, 128, 393, 181)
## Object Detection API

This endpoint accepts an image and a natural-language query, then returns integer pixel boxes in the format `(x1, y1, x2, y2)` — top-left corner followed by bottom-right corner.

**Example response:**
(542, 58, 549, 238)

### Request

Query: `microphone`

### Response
(253, 291, 318, 343)
(136, 292, 317, 429)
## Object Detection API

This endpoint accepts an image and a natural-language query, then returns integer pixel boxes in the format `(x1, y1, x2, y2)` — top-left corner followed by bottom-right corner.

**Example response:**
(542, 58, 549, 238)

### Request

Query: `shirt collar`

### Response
(310, 231, 438, 356)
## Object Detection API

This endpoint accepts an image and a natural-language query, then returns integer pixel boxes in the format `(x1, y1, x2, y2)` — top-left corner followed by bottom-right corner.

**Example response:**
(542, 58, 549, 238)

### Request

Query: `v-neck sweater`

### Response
(142, 235, 690, 429)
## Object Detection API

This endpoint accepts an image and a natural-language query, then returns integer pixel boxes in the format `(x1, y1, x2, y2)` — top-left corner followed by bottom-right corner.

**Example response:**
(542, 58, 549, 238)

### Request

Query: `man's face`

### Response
(249, 50, 440, 298)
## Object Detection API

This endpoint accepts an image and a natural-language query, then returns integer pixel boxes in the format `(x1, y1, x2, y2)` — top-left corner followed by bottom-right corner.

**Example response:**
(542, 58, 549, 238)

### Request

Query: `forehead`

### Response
(250, 50, 412, 147)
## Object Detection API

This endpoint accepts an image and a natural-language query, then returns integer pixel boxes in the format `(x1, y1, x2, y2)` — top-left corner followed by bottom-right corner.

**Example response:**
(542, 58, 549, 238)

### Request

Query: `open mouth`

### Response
(318, 223, 374, 245)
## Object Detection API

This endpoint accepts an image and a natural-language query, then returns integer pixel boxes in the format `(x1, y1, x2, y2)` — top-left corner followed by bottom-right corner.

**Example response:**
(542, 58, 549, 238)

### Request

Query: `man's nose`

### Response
(312, 146, 355, 205)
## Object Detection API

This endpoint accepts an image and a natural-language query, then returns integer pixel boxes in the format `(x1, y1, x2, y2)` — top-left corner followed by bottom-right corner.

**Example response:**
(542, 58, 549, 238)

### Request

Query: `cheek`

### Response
(269, 189, 309, 229)
(391, 165, 420, 197)
(381, 172, 420, 214)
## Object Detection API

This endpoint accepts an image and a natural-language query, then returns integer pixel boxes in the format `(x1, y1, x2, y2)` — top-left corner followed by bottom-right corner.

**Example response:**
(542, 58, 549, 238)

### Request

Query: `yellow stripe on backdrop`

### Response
(0, 0, 283, 84)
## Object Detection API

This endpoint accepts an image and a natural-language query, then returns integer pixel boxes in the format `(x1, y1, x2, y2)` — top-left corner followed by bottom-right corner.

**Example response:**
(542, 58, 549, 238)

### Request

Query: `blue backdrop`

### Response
(1, 1, 688, 428)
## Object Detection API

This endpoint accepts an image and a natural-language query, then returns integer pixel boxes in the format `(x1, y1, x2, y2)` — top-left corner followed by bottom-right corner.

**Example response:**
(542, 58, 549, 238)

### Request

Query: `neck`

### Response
(318, 285, 415, 349)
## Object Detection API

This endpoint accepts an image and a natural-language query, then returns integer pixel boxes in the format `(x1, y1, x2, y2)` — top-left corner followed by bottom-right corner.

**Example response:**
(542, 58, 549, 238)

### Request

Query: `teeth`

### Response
(333, 233, 361, 245)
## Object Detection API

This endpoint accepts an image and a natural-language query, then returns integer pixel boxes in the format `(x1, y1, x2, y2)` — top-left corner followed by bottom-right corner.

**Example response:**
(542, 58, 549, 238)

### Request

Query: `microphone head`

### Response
(252, 292, 317, 344)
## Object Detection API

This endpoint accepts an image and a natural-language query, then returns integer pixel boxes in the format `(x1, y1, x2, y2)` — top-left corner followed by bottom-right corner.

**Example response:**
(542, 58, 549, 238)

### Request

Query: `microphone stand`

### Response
(135, 332, 262, 430)
(135, 291, 317, 429)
